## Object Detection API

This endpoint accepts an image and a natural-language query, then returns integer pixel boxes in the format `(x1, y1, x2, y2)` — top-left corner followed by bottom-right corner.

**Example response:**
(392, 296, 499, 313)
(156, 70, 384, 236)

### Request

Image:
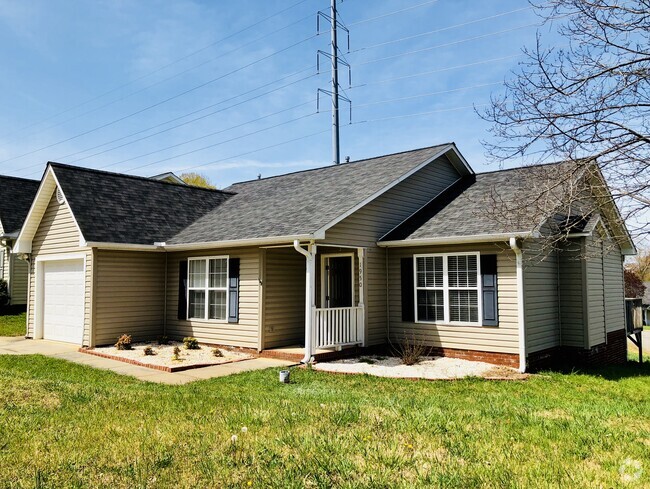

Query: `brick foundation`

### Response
(421, 346, 520, 368)
(261, 345, 520, 367)
(527, 329, 628, 371)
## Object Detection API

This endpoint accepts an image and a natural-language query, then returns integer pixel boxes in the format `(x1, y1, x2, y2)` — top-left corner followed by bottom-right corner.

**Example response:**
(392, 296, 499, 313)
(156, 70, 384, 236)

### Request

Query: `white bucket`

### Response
(279, 370, 290, 384)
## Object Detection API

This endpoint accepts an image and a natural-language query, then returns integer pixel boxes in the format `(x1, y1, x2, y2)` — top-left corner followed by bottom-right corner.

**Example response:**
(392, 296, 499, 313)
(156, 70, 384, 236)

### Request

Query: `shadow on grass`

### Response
(538, 359, 650, 381)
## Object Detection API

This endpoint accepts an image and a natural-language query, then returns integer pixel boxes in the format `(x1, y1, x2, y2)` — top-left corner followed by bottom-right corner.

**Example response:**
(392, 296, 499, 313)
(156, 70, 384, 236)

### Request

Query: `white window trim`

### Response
(413, 252, 483, 327)
(187, 255, 229, 323)
(0, 248, 5, 279)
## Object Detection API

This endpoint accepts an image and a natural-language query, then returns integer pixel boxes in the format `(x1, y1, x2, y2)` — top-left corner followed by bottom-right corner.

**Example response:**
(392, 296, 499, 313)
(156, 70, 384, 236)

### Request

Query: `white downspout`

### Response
(510, 237, 527, 373)
(294, 240, 315, 364)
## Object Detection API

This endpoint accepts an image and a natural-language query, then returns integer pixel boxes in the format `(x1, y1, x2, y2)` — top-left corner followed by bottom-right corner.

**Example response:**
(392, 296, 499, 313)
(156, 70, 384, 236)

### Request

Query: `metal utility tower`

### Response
(318, 0, 350, 165)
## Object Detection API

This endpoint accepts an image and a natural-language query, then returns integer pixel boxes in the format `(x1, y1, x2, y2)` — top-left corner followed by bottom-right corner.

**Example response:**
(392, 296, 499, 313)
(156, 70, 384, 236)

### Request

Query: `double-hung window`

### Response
(414, 253, 481, 325)
(188, 257, 228, 321)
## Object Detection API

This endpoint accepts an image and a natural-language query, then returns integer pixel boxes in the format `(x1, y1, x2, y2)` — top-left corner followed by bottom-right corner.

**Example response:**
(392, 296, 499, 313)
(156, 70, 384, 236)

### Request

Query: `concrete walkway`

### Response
(0, 337, 296, 384)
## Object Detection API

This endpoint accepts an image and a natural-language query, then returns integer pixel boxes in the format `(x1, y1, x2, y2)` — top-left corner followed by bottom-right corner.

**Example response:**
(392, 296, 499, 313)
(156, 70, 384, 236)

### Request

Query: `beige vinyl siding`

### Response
(388, 243, 520, 355)
(26, 190, 93, 345)
(93, 250, 165, 346)
(263, 248, 305, 348)
(585, 234, 606, 347)
(558, 239, 586, 347)
(523, 242, 560, 354)
(9, 255, 29, 305)
(324, 155, 462, 346)
(166, 247, 260, 349)
(603, 242, 625, 333)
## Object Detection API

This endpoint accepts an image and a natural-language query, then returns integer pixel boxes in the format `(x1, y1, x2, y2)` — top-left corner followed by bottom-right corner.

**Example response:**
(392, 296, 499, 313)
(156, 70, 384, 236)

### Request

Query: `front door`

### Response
(324, 255, 353, 308)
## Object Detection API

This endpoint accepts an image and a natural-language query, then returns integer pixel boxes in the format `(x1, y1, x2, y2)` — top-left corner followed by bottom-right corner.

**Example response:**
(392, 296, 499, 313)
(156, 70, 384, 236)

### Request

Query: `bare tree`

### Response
(481, 0, 649, 249)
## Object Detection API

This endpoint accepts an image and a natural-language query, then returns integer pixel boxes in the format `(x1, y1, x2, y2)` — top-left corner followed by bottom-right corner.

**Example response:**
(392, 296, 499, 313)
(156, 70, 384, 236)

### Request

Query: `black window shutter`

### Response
(228, 258, 240, 323)
(480, 255, 498, 326)
(401, 258, 415, 322)
(178, 260, 188, 320)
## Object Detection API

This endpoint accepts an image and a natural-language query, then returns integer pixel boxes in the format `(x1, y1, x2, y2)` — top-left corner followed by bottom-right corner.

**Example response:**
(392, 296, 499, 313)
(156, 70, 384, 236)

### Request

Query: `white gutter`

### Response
(293, 239, 316, 364)
(162, 234, 322, 251)
(379, 232, 533, 248)
(509, 237, 527, 373)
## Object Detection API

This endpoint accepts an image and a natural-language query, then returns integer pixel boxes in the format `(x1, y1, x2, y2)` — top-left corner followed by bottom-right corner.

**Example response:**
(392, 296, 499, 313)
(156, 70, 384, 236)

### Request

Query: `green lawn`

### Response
(0, 312, 26, 336)
(0, 358, 649, 488)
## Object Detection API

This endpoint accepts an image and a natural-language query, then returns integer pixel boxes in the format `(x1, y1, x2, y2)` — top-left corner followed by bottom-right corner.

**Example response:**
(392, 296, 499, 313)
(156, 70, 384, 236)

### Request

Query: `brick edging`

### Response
(79, 348, 256, 373)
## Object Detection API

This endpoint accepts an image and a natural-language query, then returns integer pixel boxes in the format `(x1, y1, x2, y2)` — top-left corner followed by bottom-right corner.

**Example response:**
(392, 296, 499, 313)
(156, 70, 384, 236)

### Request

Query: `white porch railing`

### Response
(312, 306, 364, 349)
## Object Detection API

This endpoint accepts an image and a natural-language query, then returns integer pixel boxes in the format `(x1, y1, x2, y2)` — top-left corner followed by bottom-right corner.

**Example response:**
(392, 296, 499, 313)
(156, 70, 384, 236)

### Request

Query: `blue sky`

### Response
(0, 0, 549, 187)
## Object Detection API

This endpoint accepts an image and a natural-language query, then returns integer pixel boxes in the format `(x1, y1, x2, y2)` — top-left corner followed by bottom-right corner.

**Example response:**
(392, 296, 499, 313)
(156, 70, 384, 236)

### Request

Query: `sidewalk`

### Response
(0, 337, 295, 384)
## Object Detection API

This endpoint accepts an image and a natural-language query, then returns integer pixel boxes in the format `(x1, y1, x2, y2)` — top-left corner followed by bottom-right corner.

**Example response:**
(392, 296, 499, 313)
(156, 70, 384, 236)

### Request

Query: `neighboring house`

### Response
(642, 282, 650, 326)
(0, 175, 40, 308)
(14, 143, 635, 371)
(149, 172, 187, 185)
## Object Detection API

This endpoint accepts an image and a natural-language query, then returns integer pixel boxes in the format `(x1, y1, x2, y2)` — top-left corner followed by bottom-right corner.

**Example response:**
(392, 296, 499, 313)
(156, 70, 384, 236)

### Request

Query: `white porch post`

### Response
(294, 240, 316, 363)
(357, 247, 366, 346)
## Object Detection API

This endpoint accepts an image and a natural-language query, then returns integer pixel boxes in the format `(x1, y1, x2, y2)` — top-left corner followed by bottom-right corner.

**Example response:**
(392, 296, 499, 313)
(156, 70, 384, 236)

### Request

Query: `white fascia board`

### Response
(313, 145, 471, 238)
(161, 234, 320, 251)
(84, 242, 164, 252)
(378, 232, 533, 247)
(14, 167, 56, 254)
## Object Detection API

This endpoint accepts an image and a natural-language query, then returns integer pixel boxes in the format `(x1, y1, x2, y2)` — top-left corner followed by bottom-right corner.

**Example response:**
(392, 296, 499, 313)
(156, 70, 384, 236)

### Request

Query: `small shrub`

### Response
(143, 346, 155, 356)
(115, 334, 132, 351)
(359, 357, 375, 364)
(0, 279, 9, 308)
(391, 335, 426, 366)
(157, 336, 170, 345)
(183, 337, 200, 350)
(212, 348, 224, 357)
(172, 346, 181, 361)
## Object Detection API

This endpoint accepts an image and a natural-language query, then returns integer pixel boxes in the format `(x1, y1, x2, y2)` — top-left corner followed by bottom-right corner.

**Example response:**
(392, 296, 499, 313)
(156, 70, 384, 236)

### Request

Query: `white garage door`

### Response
(42, 259, 85, 344)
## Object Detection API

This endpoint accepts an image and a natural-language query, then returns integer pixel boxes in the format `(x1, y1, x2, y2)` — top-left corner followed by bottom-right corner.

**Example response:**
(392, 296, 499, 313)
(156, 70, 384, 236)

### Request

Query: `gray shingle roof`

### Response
(381, 162, 572, 242)
(51, 163, 232, 245)
(0, 175, 40, 235)
(167, 144, 451, 245)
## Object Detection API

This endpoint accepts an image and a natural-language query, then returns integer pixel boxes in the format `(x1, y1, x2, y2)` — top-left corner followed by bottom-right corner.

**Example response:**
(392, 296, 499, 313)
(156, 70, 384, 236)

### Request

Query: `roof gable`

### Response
(15, 164, 232, 251)
(168, 144, 470, 246)
(380, 161, 636, 254)
(0, 175, 40, 236)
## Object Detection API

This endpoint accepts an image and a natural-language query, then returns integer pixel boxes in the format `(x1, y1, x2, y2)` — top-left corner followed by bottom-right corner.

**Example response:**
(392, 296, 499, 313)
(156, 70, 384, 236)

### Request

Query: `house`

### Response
(642, 282, 650, 326)
(14, 143, 635, 371)
(0, 175, 40, 309)
(149, 172, 187, 185)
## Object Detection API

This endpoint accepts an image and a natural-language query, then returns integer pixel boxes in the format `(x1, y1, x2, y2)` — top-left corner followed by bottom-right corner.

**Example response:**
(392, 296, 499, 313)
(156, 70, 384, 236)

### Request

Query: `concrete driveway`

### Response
(0, 337, 295, 384)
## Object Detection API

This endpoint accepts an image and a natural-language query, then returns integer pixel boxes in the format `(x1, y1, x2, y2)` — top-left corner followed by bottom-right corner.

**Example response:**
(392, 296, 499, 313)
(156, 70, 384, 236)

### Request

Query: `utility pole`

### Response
(330, 0, 340, 165)
(317, 1, 350, 165)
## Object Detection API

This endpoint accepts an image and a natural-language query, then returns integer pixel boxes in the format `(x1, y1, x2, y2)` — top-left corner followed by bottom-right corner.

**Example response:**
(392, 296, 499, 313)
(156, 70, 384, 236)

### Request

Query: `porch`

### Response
(261, 242, 367, 362)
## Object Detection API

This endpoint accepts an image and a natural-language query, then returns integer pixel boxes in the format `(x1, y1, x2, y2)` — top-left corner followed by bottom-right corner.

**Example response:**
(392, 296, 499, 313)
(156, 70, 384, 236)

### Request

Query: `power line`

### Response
(99, 102, 318, 170)
(354, 54, 523, 88)
(347, 0, 442, 26)
(63, 71, 322, 164)
(0, 0, 318, 141)
(355, 23, 538, 66)
(6, 10, 321, 147)
(352, 6, 532, 53)
(132, 127, 331, 174)
(0, 33, 322, 166)
(351, 104, 489, 124)
(13, 68, 322, 175)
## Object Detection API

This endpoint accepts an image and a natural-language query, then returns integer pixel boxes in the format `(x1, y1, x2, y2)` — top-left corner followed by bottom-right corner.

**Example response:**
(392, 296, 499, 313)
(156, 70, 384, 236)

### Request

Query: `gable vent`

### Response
(56, 187, 65, 205)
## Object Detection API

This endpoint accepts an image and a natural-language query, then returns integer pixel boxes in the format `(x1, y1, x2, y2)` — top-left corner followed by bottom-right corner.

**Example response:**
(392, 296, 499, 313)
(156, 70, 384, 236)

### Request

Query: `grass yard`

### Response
(1, 356, 649, 488)
(0, 312, 26, 336)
